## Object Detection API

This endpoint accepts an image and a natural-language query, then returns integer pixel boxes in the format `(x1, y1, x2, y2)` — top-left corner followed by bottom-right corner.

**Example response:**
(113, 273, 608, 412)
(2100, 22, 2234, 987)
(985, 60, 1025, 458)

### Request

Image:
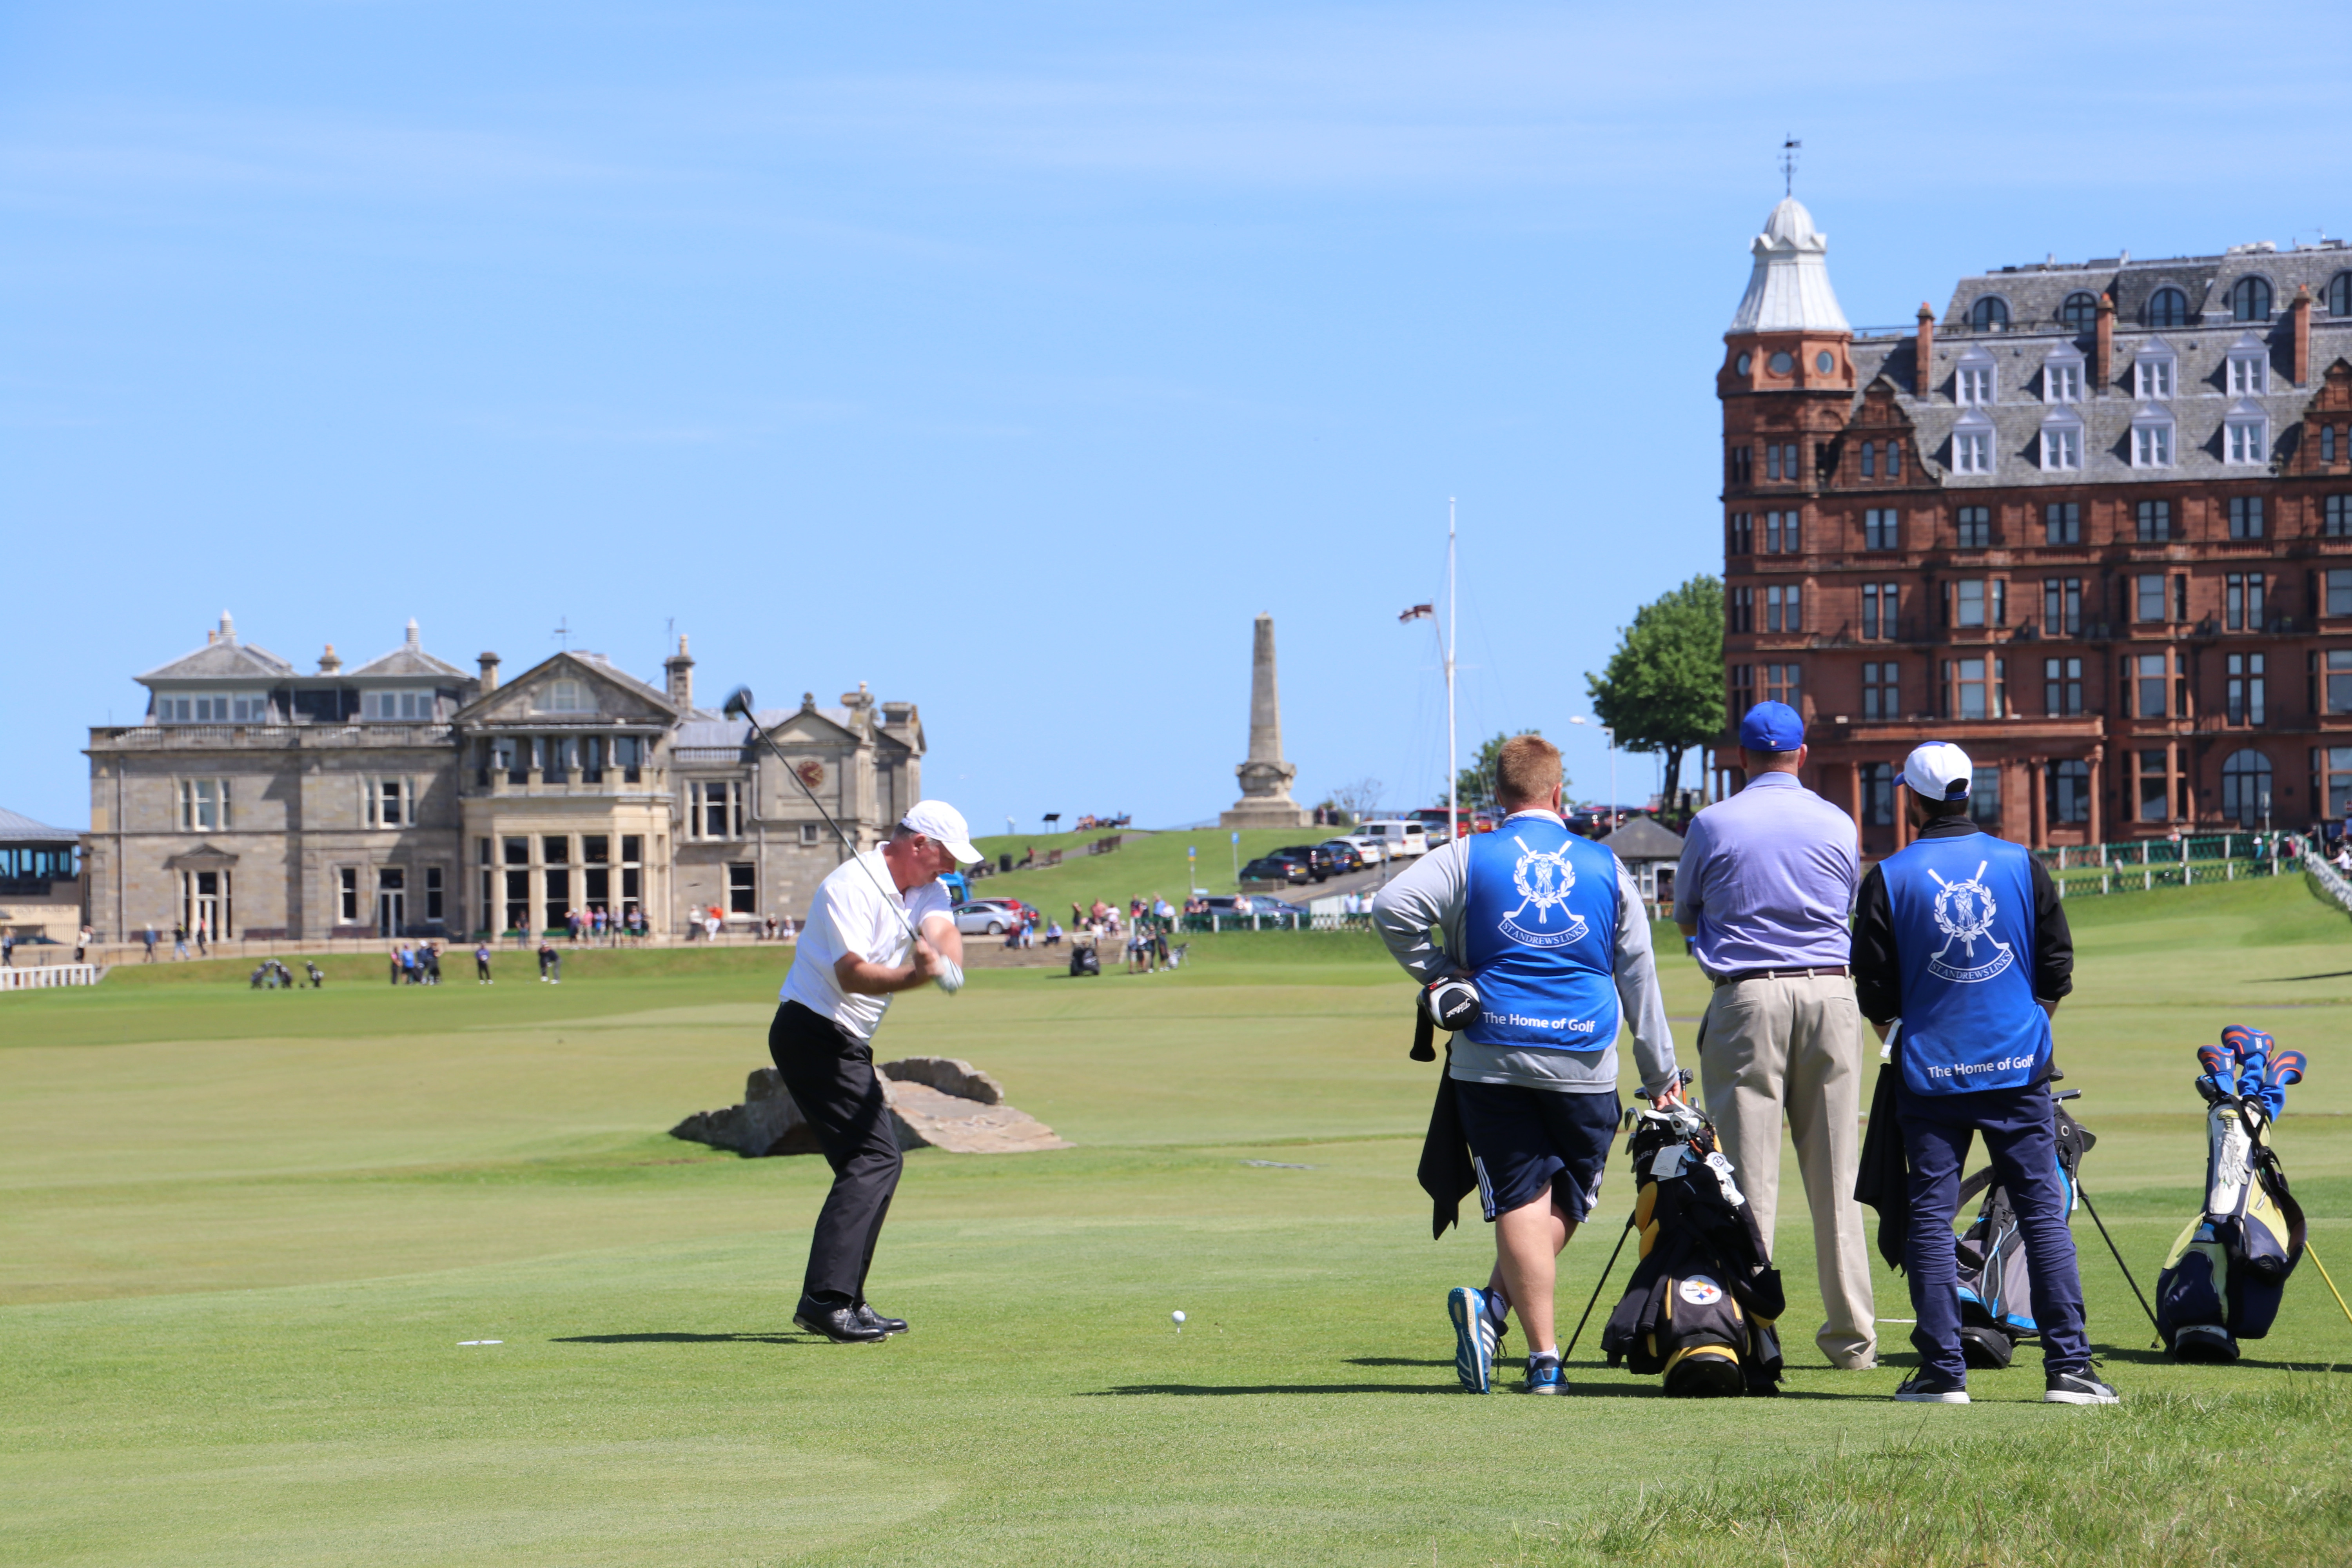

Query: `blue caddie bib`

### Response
(1459, 813, 1621, 1051)
(1880, 831, 2051, 1096)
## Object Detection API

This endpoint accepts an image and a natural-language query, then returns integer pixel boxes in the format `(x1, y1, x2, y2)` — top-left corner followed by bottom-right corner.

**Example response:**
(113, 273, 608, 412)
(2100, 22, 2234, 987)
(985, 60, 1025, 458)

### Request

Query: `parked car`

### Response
(1353, 819, 1431, 859)
(1317, 838, 1367, 873)
(953, 900, 1020, 936)
(1273, 845, 1340, 882)
(1240, 853, 1312, 886)
(1196, 894, 1304, 925)
(1408, 808, 1461, 846)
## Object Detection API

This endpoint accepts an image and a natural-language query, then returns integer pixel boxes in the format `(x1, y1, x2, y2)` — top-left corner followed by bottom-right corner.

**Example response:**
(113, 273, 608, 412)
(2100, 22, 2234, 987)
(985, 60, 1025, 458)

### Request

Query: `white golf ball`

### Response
(1171, 1310, 1187, 1325)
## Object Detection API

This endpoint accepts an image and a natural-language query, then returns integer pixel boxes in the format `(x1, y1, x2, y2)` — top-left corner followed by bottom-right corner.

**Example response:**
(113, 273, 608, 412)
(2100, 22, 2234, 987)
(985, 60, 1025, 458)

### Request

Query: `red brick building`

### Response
(1718, 197, 2352, 855)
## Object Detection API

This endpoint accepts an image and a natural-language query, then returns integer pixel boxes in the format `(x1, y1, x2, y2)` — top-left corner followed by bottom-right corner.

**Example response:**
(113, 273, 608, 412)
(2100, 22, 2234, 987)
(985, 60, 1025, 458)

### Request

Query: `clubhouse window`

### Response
(157, 693, 270, 724)
(2130, 653, 2178, 719)
(362, 690, 436, 721)
(1951, 578, 2002, 629)
(1858, 440, 1877, 478)
(2045, 657, 2083, 716)
(2138, 750, 2171, 823)
(177, 778, 230, 831)
(728, 863, 757, 915)
(1763, 663, 1800, 707)
(1859, 761, 1895, 826)
(1728, 665, 1755, 722)
(1862, 661, 1900, 721)
(2044, 503, 2080, 545)
(2228, 497, 2265, 540)
(2324, 650, 2352, 714)
(2047, 759, 2091, 824)
(2136, 500, 2173, 542)
(1763, 510, 1799, 553)
(1862, 583, 1898, 639)
(338, 866, 359, 924)
(1727, 512, 1752, 554)
(365, 777, 413, 828)
(583, 835, 610, 915)
(2327, 496, 2352, 539)
(2227, 653, 2266, 726)
(1944, 656, 2003, 719)
(1766, 585, 1801, 633)
(1969, 766, 2001, 828)
(621, 836, 644, 911)
(1864, 508, 1900, 550)
(1730, 587, 1754, 633)
(2319, 748, 2352, 820)
(2227, 574, 2265, 632)
(2136, 575, 2165, 624)
(2043, 578, 2082, 636)
(1955, 506, 1992, 549)
(2328, 571, 2352, 618)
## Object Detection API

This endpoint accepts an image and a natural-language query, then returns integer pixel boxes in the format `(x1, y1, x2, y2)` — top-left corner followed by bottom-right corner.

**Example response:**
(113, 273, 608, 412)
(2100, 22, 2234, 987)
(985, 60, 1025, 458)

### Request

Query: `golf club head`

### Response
(722, 685, 756, 720)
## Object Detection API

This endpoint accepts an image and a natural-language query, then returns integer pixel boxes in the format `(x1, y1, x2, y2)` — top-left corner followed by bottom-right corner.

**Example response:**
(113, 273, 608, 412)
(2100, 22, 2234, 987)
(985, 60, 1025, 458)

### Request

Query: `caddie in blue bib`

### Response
(1880, 831, 2050, 1096)
(1460, 814, 1622, 1051)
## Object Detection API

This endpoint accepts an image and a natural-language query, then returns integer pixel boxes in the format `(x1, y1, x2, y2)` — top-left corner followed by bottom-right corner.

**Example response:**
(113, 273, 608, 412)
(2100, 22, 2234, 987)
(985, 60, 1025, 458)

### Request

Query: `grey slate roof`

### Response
(0, 805, 79, 843)
(137, 637, 298, 684)
(1599, 817, 1685, 862)
(1943, 242, 2352, 334)
(1846, 317, 2352, 492)
(345, 620, 470, 681)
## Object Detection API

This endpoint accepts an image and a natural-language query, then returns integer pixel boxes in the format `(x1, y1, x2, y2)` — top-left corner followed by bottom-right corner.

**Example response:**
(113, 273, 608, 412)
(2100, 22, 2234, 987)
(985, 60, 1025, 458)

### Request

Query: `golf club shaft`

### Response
(2304, 1240, 2352, 1333)
(2074, 1180, 2163, 1340)
(735, 708, 922, 953)
(1562, 1209, 1637, 1363)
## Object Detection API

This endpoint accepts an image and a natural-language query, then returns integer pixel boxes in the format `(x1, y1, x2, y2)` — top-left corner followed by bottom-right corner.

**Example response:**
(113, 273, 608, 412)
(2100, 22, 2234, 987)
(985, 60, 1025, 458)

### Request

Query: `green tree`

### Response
(1584, 575, 1724, 806)
(1441, 730, 1551, 813)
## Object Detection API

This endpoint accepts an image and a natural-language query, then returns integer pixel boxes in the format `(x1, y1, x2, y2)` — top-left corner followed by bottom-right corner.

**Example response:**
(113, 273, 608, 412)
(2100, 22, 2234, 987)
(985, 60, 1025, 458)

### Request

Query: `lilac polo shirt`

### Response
(1672, 771, 1859, 975)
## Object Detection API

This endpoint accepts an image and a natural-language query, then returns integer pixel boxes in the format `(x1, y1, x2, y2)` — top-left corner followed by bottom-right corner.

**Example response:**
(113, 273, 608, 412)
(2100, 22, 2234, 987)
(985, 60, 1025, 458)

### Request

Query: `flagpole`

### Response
(1446, 499, 1458, 842)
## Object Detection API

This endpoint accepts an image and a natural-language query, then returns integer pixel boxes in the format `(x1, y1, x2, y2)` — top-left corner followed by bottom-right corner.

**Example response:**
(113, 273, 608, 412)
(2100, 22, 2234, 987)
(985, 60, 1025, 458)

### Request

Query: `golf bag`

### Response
(1947, 1098, 2093, 1369)
(1068, 942, 1101, 978)
(1601, 1104, 1784, 1396)
(2156, 1025, 2308, 1362)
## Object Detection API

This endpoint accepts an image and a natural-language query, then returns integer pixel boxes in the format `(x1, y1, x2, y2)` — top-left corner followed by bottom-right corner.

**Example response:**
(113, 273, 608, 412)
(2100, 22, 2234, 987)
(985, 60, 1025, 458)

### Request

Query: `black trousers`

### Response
(769, 1000, 903, 1308)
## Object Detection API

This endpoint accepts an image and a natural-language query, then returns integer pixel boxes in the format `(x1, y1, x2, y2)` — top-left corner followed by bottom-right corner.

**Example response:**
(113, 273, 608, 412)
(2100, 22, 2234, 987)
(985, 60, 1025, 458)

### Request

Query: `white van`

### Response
(1348, 820, 1430, 861)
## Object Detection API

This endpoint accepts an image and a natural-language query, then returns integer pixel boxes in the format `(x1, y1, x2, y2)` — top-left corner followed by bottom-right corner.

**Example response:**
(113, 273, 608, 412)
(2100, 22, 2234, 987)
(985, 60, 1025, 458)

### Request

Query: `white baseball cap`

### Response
(900, 800, 983, 863)
(1902, 742, 1975, 802)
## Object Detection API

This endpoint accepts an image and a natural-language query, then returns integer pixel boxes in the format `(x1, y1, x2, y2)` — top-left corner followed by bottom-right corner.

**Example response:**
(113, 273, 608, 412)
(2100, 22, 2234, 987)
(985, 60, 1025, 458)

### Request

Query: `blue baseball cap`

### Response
(1738, 701, 1806, 752)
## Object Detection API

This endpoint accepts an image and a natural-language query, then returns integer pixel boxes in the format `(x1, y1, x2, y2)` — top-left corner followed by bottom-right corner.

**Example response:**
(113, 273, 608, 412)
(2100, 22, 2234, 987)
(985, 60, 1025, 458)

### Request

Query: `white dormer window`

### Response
(2225, 333, 2269, 396)
(1951, 409, 1995, 475)
(363, 690, 435, 720)
(2041, 343, 2084, 404)
(2134, 339, 2177, 401)
(158, 693, 270, 724)
(2039, 408, 2084, 472)
(539, 680, 590, 713)
(1955, 345, 1996, 406)
(2131, 407, 2176, 468)
(2223, 401, 2269, 466)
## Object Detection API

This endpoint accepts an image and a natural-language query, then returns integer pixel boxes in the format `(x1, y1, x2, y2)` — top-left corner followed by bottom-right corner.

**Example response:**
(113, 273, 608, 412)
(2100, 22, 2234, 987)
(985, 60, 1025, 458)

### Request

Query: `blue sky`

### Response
(4, 2, 2344, 834)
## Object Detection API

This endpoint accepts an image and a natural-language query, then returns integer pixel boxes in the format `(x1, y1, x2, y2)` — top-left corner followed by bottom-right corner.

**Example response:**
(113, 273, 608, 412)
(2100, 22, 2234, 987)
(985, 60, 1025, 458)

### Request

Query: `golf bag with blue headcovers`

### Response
(1945, 1096, 2093, 1369)
(2156, 1025, 2308, 1362)
(1600, 1102, 1784, 1396)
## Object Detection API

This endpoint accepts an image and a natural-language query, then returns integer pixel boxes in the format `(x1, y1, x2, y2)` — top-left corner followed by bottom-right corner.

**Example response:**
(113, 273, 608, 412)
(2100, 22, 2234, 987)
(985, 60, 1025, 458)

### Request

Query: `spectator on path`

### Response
(475, 941, 494, 984)
(424, 943, 443, 985)
(142, 925, 158, 962)
(76, 926, 92, 965)
(1045, 920, 1064, 948)
(2, 933, 14, 966)
(173, 924, 188, 961)
(195, 918, 209, 957)
(1673, 700, 1875, 1372)
(390, 948, 404, 986)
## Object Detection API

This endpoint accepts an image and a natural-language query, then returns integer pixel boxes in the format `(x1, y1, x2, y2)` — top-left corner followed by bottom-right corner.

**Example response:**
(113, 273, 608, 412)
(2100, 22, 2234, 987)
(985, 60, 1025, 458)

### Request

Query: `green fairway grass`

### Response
(4, 876, 2349, 1564)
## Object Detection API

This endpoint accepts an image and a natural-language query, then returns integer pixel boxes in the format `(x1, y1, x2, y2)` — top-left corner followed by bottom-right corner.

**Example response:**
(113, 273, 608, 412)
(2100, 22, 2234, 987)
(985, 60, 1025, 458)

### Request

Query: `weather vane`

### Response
(553, 616, 572, 650)
(1780, 135, 1801, 196)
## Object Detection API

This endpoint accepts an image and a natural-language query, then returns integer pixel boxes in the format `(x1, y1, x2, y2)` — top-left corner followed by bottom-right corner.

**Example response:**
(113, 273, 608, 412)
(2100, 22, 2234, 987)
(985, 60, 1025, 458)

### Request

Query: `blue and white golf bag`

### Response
(1948, 1097, 2092, 1369)
(2156, 1026, 2308, 1363)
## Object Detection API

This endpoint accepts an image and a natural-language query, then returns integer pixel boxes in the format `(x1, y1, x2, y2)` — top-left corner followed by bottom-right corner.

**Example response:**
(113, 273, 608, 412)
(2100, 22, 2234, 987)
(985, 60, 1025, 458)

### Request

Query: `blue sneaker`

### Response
(1520, 1353, 1566, 1394)
(1447, 1286, 1495, 1394)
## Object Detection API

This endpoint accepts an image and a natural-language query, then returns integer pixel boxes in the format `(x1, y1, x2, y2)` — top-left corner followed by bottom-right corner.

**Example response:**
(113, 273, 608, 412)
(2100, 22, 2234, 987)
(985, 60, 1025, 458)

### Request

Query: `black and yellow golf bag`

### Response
(2156, 1027, 2308, 1362)
(1601, 1105, 1784, 1396)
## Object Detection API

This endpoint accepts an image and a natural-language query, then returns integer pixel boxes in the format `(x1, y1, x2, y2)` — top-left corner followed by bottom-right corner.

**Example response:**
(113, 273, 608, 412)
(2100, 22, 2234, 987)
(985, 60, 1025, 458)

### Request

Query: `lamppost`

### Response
(1568, 716, 1615, 829)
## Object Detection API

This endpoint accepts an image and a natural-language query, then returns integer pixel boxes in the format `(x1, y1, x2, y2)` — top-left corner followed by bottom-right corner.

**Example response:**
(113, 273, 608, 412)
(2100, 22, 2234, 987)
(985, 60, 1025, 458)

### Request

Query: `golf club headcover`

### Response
(2197, 1042, 2234, 1093)
(1423, 976, 1481, 1033)
(1410, 1009, 1436, 1062)
(933, 960, 965, 995)
(2270, 1049, 2308, 1088)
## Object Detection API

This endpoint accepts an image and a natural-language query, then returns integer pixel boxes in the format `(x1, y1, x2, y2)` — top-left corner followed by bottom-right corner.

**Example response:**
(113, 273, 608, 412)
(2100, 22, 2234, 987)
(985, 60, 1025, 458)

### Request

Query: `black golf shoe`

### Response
(857, 1304, 909, 1336)
(794, 1301, 888, 1343)
(2044, 1367, 2120, 1405)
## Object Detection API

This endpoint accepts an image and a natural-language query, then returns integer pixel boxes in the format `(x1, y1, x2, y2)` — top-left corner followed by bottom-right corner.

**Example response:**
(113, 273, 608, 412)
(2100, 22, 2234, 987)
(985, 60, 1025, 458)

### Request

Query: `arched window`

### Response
(2230, 276, 2273, 323)
(1969, 296, 2011, 331)
(2147, 287, 2189, 328)
(2059, 292, 2098, 331)
(2328, 273, 2352, 318)
(2047, 759, 2091, 824)
(2221, 749, 2274, 827)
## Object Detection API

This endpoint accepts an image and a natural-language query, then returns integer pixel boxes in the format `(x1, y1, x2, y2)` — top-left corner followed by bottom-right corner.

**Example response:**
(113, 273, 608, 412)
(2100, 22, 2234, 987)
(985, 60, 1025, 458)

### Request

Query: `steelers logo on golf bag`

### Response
(1677, 1275, 1724, 1306)
(1499, 835, 1588, 949)
(1927, 861, 2016, 984)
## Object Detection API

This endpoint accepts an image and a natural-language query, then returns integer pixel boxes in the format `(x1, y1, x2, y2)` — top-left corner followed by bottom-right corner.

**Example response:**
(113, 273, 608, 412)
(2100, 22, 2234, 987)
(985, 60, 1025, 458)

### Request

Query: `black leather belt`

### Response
(1711, 965, 1850, 987)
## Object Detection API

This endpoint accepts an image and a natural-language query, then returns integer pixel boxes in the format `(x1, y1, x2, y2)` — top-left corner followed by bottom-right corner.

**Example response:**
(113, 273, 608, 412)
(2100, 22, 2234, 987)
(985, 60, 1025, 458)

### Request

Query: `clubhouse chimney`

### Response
(477, 652, 500, 693)
(2292, 283, 2313, 385)
(1913, 303, 1935, 396)
(665, 635, 694, 712)
(2093, 291, 2114, 394)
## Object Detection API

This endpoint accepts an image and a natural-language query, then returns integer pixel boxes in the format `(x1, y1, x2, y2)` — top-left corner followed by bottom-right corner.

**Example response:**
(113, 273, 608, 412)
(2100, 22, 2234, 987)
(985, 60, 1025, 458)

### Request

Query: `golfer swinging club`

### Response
(1374, 735, 1684, 1394)
(771, 797, 982, 1343)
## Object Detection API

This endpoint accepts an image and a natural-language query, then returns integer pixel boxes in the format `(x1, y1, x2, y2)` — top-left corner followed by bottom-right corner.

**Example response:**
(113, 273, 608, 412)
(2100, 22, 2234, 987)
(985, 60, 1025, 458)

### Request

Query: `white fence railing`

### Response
(0, 964, 102, 991)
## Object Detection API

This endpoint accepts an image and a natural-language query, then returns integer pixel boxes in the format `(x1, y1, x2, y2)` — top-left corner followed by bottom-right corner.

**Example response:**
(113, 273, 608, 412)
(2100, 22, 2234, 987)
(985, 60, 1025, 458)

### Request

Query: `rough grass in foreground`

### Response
(1524, 1378, 2352, 1567)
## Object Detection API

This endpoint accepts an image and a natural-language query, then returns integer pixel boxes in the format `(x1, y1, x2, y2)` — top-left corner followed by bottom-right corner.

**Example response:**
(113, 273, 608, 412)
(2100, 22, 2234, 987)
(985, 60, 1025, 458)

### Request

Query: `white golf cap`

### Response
(900, 800, 983, 863)
(1903, 742, 1975, 801)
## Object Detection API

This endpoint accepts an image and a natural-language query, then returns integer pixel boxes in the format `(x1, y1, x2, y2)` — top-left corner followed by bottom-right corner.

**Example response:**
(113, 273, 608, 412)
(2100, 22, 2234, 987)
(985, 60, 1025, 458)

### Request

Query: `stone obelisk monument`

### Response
(1220, 613, 1311, 829)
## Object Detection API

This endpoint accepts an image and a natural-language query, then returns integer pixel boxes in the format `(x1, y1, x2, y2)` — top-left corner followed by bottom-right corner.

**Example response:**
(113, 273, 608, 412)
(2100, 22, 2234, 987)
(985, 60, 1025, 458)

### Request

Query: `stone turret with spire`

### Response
(1220, 613, 1310, 829)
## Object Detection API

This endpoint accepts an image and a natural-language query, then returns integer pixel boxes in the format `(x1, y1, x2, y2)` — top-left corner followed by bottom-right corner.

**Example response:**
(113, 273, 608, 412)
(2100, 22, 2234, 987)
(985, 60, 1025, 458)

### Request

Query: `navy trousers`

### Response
(1897, 1083, 2090, 1382)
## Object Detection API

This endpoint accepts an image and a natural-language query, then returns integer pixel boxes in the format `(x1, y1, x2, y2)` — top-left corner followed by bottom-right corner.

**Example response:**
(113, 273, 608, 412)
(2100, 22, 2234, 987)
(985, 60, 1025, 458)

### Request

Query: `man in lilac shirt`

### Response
(1673, 701, 1873, 1369)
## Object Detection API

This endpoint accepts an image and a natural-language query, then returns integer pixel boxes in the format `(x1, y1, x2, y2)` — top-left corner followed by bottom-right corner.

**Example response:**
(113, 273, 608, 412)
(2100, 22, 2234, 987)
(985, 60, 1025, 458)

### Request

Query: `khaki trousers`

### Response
(1697, 972, 1876, 1368)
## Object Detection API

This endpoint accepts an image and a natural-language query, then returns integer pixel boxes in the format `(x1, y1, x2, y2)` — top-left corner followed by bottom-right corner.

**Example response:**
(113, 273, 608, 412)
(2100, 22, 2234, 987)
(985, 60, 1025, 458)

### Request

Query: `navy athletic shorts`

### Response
(1451, 1081, 1622, 1223)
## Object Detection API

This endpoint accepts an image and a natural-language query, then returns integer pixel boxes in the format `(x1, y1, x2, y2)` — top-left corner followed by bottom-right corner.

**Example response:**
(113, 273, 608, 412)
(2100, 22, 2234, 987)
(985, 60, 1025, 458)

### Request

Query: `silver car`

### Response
(953, 900, 1019, 936)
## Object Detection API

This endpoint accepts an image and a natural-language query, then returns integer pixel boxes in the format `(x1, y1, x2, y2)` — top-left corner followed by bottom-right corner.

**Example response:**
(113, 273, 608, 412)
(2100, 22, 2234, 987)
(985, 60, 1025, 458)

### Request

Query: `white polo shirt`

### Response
(778, 849, 955, 1040)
